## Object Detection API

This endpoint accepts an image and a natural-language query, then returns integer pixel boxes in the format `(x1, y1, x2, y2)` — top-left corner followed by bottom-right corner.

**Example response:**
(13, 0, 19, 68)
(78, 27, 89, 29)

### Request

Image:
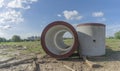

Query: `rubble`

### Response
(0, 45, 37, 71)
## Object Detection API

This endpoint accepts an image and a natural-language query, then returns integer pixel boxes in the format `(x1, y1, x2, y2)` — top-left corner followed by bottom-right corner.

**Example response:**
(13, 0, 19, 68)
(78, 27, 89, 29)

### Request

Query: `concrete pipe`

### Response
(77, 23, 106, 56)
(41, 21, 79, 58)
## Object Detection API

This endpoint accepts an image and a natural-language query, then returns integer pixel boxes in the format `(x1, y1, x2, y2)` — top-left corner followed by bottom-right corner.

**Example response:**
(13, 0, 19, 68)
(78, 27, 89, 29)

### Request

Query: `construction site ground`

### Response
(0, 44, 120, 71)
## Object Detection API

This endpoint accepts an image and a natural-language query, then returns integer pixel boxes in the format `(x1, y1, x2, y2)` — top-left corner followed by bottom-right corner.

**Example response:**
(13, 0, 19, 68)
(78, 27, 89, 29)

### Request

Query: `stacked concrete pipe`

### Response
(41, 21, 106, 58)
(77, 23, 106, 56)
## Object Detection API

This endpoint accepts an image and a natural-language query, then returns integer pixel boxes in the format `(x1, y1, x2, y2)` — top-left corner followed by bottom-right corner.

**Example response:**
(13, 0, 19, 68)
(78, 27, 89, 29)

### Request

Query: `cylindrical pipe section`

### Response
(41, 21, 79, 58)
(77, 23, 106, 56)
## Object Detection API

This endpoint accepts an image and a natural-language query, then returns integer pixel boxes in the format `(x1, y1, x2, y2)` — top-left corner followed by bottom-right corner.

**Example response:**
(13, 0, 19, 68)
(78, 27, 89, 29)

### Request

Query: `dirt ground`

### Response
(38, 52, 120, 71)
(0, 45, 120, 71)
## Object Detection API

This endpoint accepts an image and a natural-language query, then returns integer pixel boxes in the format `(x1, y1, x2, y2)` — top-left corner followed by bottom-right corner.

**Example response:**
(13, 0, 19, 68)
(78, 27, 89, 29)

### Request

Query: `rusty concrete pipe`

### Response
(41, 21, 79, 58)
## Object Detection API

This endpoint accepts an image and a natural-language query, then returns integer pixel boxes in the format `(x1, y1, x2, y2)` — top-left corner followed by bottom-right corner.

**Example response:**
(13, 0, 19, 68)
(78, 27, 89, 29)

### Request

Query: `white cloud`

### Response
(0, 25, 11, 30)
(7, 0, 38, 9)
(0, 0, 38, 24)
(92, 11, 104, 17)
(57, 14, 62, 17)
(0, 0, 38, 25)
(0, 0, 4, 8)
(63, 10, 83, 20)
(0, 10, 24, 24)
(0, 0, 38, 38)
(7, 0, 23, 9)
(3, 25, 12, 30)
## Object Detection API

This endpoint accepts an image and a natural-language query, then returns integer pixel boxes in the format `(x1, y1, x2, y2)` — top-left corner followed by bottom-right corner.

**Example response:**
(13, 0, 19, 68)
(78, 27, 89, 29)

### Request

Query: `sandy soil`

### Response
(38, 52, 120, 71)
(0, 45, 120, 71)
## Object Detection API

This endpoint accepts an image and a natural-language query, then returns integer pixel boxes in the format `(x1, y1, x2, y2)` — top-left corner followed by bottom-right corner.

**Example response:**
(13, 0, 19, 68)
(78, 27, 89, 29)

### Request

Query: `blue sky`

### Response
(0, 0, 120, 39)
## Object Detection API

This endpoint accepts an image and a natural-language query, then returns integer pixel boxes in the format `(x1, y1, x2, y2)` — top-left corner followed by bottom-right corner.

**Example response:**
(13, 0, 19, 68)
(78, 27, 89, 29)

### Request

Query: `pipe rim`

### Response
(41, 21, 79, 58)
(77, 23, 105, 27)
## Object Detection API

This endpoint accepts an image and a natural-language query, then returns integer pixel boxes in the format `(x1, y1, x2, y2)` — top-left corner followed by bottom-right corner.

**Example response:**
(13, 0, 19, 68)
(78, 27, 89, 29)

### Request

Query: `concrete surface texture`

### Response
(77, 23, 106, 56)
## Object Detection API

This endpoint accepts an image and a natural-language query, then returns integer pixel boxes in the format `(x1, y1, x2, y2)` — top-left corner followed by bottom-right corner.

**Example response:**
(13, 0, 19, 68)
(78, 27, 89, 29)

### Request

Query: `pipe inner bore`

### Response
(45, 25, 75, 55)
(54, 30, 74, 51)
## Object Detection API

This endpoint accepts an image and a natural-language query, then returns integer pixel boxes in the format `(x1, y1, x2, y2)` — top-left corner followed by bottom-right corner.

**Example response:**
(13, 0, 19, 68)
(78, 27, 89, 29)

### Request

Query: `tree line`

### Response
(108, 31, 120, 39)
(0, 31, 120, 42)
(0, 35, 40, 42)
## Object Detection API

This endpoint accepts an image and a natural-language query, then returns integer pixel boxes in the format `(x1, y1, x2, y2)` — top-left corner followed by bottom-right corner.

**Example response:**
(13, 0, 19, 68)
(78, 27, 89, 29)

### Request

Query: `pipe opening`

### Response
(45, 25, 75, 55)
(63, 32, 74, 49)
(41, 21, 79, 58)
(54, 30, 74, 51)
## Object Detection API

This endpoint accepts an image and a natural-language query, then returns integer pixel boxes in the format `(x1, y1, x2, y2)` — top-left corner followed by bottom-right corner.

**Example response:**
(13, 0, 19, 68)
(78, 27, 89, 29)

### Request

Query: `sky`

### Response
(0, 0, 120, 39)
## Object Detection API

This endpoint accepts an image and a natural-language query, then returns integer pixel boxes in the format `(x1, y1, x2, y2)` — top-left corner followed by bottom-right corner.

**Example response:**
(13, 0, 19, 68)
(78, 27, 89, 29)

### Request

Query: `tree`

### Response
(0, 37, 6, 42)
(11, 35, 21, 42)
(108, 36, 114, 39)
(114, 31, 120, 39)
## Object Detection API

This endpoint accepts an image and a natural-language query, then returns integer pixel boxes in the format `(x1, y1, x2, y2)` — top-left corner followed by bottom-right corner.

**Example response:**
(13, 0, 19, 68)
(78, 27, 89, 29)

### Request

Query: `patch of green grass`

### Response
(0, 38, 120, 56)
(105, 39, 120, 57)
(63, 38, 74, 46)
(0, 41, 45, 54)
(106, 39, 120, 50)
